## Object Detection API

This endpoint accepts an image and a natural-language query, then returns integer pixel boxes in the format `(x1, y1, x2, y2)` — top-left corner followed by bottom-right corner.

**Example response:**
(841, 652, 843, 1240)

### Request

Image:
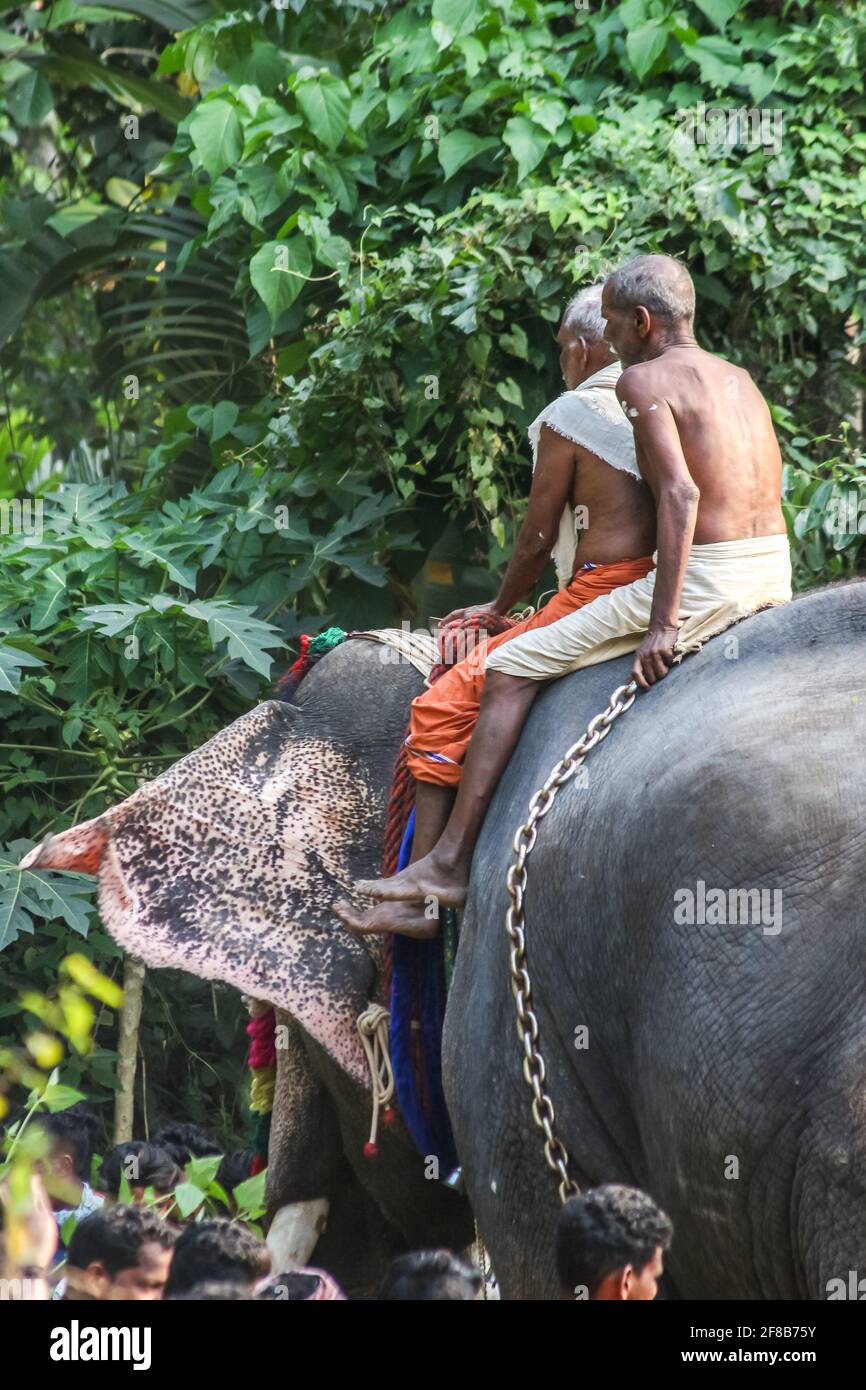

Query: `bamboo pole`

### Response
(113, 956, 146, 1144)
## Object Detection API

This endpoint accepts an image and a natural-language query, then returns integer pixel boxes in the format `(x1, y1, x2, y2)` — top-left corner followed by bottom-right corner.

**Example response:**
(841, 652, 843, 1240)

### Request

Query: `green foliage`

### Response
(165, 1154, 266, 1223)
(1, 958, 116, 1270)
(0, 961, 263, 1278)
(0, 847, 96, 951)
(1, 0, 865, 1130)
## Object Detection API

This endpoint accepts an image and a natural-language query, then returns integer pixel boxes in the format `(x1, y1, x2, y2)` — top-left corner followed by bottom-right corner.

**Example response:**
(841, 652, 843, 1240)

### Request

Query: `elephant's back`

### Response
(466, 579, 866, 964)
(444, 580, 866, 1296)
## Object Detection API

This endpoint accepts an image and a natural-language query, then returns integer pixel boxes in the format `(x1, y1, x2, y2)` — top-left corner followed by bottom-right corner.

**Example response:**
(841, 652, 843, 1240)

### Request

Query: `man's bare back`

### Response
(617, 347, 786, 544)
(599, 258, 789, 686)
(569, 440, 656, 568)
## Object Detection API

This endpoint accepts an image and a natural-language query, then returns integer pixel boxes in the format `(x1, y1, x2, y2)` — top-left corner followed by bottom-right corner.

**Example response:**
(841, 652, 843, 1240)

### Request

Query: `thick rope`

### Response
(381, 743, 416, 879)
(356, 1004, 396, 1158)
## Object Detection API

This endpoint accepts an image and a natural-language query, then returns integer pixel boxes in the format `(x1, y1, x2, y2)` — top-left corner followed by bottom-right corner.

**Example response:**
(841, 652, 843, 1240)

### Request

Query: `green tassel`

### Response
(251, 1110, 271, 1160)
(309, 627, 347, 656)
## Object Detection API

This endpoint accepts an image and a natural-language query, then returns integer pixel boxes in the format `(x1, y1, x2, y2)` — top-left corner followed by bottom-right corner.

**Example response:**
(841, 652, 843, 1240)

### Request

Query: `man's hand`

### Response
(439, 600, 502, 626)
(631, 624, 679, 690)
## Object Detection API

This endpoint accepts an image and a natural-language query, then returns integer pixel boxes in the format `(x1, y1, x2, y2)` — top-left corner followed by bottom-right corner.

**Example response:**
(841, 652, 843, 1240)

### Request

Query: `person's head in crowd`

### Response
(216, 1150, 253, 1201)
(256, 1268, 346, 1301)
(168, 1281, 253, 1301)
(64, 1204, 175, 1301)
(380, 1249, 482, 1301)
(0, 1173, 59, 1298)
(33, 1103, 99, 1209)
(163, 1218, 270, 1297)
(100, 1141, 183, 1205)
(555, 1184, 673, 1301)
(152, 1122, 221, 1168)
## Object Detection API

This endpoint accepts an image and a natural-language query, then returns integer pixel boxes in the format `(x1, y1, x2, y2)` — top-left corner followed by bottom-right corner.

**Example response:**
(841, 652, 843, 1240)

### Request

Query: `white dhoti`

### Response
(485, 533, 793, 681)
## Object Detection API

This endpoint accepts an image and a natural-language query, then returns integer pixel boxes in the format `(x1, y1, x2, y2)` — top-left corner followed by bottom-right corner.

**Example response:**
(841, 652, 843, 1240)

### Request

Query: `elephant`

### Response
(21, 637, 472, 1298)
(445, 577, 866, 1298)
(24, 578, 866, 1298)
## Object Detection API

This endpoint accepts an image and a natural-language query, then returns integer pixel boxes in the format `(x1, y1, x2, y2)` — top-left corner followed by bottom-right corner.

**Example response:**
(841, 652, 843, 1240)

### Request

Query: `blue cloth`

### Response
(389, 808, 459, 1173)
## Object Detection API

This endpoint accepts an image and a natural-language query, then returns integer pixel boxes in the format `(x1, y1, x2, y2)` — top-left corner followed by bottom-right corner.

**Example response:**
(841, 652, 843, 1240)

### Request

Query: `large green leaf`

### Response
(40, 1083, 88, 1112)
(0, 643, 45, 694)
(189, 99, 244, 179)
(183, 600, 285, 678)
(44, 0, 138, 22)
(121, 534, 200, 589)
(438, 129, 498, 179)
(502, 117, 550, 182)
(0, 250, 45, 346)
(294, 74, 350, 150)
(77, 601, 150, 637)
(6, 71, 54, 127)
(625, 21, 669, 80)
(431, 0, 484, 39)
(0, 847, 96, 951)
(682, 34, 743, 87)
(27, 871, 96, 938)
(30, 565, 69, 632)
(249, 237, 311, 325)
(187, 400, 239, 441)
(692, 0, 741, 30)
(0, 882, 37, 952)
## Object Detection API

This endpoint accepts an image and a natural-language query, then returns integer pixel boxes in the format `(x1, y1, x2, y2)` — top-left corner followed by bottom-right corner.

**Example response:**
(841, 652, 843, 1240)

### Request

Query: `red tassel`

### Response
(246, 1009, 277, 1069)
(382, 1107, 396, 1126)
(363, 1141, 379, 1160)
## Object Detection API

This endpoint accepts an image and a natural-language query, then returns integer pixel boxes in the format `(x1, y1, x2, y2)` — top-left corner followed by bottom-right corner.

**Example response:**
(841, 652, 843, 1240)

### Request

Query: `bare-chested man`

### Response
(347, 255, 791, 929)
(335, 282, 656, 939)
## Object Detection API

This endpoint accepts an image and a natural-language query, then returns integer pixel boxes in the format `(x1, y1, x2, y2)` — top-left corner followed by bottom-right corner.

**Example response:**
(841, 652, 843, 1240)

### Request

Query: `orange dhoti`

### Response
(406, 555, 655, 788)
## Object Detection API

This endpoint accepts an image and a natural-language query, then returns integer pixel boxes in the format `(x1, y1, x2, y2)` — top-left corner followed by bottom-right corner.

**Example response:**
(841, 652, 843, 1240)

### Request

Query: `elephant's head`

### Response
(21, 640, 424, 1086)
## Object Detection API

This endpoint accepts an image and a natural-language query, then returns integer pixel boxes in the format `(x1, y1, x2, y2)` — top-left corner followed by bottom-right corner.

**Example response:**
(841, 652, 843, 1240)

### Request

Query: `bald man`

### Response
(350, 255, 791, 925)
(335, 283, 656, 939)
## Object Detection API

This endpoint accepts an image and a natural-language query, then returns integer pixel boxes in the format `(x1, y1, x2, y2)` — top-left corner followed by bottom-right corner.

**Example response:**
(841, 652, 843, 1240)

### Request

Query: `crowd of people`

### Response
(1, 1102, 673, 1301)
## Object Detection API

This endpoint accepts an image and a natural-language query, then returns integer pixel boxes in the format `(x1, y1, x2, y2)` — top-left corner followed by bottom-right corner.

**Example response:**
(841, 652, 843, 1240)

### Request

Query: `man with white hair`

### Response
(349, 254, 791, 925)
(336, 282, 656, 938)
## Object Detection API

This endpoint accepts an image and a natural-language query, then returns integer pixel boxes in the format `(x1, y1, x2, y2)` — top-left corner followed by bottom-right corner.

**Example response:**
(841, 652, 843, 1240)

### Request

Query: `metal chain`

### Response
(504, 679, 639, 1205)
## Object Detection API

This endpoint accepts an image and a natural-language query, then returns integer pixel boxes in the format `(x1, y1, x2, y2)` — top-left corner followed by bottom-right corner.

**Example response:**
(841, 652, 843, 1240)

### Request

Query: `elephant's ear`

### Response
(20, 815, 111, 875)
(20, 702, 381, 1088)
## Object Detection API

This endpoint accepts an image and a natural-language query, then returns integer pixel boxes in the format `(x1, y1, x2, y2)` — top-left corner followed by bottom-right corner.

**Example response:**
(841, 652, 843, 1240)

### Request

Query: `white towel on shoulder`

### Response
(527, 361, 642, 587)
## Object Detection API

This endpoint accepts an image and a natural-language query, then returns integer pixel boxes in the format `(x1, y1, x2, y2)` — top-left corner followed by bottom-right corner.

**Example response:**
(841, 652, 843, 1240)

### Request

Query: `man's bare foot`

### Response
(354, 848, 469, 907)
(333, 897, 440, 940)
